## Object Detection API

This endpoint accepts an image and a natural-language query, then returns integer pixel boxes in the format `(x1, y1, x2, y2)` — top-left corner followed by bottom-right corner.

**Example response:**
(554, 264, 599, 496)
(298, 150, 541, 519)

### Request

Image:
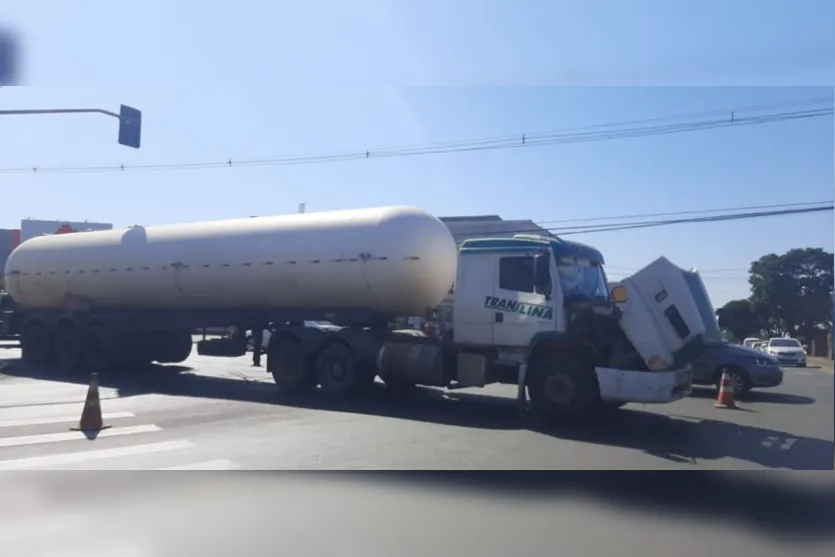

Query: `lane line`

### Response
(160, 459, 238, 470)
(0, 412, 135, 428)
(0, 439, 195, 470)
(0, 424, 162, 448)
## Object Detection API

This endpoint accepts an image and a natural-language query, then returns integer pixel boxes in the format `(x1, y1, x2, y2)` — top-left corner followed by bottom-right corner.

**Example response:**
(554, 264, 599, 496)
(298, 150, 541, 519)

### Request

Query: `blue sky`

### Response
(1, 0, 833, 308)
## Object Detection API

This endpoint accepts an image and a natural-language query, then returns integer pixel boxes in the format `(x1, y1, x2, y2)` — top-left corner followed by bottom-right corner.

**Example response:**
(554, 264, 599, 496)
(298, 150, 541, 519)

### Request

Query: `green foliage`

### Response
(716, 298, 762, 342)
(716, 248, 833, 341)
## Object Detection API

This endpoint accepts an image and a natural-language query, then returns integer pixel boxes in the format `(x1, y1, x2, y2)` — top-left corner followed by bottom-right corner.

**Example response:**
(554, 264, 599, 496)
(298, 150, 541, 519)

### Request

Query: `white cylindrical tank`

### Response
(4, 206, 459, 316)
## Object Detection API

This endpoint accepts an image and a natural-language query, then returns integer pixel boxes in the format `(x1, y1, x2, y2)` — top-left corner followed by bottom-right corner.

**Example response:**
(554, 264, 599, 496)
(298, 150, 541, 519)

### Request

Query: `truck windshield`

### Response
(556, 257, 610, 300)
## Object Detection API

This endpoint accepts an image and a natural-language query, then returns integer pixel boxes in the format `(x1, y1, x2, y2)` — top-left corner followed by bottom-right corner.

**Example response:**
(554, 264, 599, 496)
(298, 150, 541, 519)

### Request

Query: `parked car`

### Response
(692, 341, 783, 396)
(742, 337, 764, 349)
(764, 337, 807, 367)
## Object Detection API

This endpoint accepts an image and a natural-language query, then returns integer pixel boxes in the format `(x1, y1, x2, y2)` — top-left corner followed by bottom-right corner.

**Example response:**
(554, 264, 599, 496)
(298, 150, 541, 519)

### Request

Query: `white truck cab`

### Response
(447, 235, 719, 416)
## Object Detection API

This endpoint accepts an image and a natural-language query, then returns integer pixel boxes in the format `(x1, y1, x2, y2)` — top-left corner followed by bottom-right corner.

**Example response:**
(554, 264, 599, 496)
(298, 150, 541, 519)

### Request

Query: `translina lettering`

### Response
(483, 296, 553, 320)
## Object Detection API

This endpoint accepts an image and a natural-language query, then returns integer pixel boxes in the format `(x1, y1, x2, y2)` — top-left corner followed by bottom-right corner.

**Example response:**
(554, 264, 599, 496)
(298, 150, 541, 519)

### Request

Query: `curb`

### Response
(807, 358, 834, 373)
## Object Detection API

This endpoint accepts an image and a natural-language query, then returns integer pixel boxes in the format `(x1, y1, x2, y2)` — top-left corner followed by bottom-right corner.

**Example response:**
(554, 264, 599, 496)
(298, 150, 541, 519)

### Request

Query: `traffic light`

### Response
(118, 105, 142, 149)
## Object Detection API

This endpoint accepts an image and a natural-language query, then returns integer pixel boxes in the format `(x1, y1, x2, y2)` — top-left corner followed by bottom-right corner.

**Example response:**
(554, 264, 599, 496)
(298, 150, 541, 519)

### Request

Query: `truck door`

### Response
(452, 254, 496, 345)
(492, 254, 555, 348)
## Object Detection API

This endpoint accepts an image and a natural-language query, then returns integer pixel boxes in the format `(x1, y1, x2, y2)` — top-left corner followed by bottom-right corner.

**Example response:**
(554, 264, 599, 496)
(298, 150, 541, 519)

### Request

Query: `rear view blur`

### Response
(0, 24, 22, 85)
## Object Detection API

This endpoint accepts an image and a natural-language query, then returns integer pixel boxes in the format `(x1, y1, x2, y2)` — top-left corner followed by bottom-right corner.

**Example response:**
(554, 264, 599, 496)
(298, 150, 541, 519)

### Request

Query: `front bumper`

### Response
(751, 365, 783, 387)
(770, 353, 806, 366)
(594, 366, 693, 404)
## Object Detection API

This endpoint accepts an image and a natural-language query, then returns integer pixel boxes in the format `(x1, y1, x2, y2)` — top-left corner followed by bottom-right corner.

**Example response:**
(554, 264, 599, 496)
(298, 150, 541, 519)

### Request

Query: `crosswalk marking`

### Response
(0, 424, 162, 448)
(0, 439, 196, 470)
(160, 459, 238, 470)
(0, 395, 241, 470)
(0, 411, 135, 428)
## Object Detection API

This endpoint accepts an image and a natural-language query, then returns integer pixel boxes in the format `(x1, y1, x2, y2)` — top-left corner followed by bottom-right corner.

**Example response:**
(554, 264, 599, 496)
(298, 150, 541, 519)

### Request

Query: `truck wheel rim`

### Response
(544, 373, 575, 405)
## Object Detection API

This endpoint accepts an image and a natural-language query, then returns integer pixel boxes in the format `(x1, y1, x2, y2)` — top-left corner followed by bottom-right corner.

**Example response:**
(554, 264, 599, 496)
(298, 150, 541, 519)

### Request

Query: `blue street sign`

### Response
(118, 105, 142, 149)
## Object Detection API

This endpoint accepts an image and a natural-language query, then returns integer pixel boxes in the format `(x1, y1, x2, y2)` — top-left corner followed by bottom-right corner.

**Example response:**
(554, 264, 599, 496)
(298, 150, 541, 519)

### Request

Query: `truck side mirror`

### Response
(534, 253, 552, 299)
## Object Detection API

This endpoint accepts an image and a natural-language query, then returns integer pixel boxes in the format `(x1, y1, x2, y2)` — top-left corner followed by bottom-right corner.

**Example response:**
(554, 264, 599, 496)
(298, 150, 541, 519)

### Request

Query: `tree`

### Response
(748, 248, 834, 340)
(716, 299, 762, 342)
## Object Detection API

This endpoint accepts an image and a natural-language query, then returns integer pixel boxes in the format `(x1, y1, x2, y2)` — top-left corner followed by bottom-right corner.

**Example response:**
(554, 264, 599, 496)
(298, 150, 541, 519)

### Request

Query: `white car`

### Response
(765, 337, 807, 367)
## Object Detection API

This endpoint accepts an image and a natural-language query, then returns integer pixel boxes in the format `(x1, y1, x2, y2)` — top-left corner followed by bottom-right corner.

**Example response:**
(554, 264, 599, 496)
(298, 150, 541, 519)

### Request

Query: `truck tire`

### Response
(526, 354, 601, 420)
(82, 324, 121, 373)
(21, 322, 51, 366)
(315, 342, 366, 398)
(53, 321, 82, 371)
(269, 339, 317, 394)
(154, 329, 194, 364)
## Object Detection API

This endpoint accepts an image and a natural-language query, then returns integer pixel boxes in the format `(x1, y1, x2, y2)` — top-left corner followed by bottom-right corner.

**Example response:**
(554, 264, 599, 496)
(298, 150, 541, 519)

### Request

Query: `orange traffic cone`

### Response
(714, 370, 738, 410)
(71, 372, 111, 432)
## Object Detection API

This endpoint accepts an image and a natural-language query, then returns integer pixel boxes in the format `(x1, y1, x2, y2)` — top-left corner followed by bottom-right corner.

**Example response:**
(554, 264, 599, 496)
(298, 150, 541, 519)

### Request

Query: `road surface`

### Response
(1, 340, 833, 470)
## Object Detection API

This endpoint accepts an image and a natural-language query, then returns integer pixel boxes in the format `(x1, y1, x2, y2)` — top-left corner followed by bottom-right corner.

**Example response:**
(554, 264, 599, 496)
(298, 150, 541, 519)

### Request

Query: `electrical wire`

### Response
(453, 204, 834, 238)
(552, 205, 833, 234)
(526, 200, 834, 226)
(1, 98, 831, 175)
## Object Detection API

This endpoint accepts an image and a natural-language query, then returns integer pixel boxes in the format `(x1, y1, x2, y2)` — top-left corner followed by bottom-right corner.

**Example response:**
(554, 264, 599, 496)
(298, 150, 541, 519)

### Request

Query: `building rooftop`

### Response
(439, 215, 554, 243)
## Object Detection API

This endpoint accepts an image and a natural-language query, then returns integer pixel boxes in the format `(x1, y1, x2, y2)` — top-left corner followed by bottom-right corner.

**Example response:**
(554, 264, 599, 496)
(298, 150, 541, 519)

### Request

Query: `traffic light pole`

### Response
(0, 104, 142, 148)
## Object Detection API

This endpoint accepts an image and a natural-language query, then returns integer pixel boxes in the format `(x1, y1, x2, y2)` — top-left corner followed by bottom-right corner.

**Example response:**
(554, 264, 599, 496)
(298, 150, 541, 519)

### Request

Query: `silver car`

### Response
(692, 341, 783, 396)
(764, 337, 807, 367)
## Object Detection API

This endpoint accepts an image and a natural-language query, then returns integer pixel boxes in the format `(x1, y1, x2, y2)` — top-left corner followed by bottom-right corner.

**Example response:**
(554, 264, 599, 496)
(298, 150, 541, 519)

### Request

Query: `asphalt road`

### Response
(1, 340, 833, 471)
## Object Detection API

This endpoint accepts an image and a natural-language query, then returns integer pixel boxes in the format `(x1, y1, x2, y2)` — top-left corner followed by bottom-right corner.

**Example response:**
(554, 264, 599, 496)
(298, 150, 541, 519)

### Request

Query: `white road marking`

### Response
(780, 438, 797, 450)
(0, 439, 195, 470)
(795, 371, 812, 376)
(160, 459, 238, 470)
(0, 424, 162, 448)
(0, 411, 135, 428)
(762, 436, 779, 448)
(761, 436, 797, 451)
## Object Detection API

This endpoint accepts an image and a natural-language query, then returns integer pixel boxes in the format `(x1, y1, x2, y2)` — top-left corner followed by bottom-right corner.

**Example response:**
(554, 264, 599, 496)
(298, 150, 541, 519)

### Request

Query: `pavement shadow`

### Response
(346, 471, 835, 543)
(689, 386, 815, 405)
(531, 409, 835, 470)
(2, 359, 833, 470)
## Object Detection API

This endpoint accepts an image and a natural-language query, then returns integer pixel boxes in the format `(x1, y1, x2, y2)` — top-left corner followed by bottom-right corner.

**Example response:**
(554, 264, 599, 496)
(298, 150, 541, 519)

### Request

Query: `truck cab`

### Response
(447, 235, 720, 416)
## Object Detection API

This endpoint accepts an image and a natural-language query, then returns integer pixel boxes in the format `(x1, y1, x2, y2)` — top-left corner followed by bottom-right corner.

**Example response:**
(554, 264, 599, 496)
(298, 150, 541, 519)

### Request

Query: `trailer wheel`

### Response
(53, 321, 82, 371)
(82, 324, 118, 372)
(526, 354, 601, 420)
(154, 329, 194, 364)
(269, 339, 317, 393)
(315, 343, 363, 398)
(21, 322, 51, 366)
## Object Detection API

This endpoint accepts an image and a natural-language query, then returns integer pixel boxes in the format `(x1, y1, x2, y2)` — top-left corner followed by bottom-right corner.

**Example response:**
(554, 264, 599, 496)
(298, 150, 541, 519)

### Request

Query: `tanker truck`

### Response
(2, 205, 720, 419)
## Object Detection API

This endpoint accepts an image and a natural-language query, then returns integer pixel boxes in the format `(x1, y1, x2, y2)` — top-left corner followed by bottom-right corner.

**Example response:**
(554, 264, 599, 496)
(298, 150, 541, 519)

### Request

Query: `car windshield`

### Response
(556, 257, 610, 299)
(770, 339, 801, 348)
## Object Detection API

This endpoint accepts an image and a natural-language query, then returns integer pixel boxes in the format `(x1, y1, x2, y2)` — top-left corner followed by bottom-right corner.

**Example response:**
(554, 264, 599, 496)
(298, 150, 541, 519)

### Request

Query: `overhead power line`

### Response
(1, 97, 831, 175)
(479, 204, 834, 237)
(551, 205, 833, 234)
(528, 200, 834, 226)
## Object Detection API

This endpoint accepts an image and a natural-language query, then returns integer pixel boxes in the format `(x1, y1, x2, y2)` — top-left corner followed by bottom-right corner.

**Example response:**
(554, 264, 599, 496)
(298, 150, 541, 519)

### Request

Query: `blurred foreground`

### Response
(0, 473, 833, 557)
